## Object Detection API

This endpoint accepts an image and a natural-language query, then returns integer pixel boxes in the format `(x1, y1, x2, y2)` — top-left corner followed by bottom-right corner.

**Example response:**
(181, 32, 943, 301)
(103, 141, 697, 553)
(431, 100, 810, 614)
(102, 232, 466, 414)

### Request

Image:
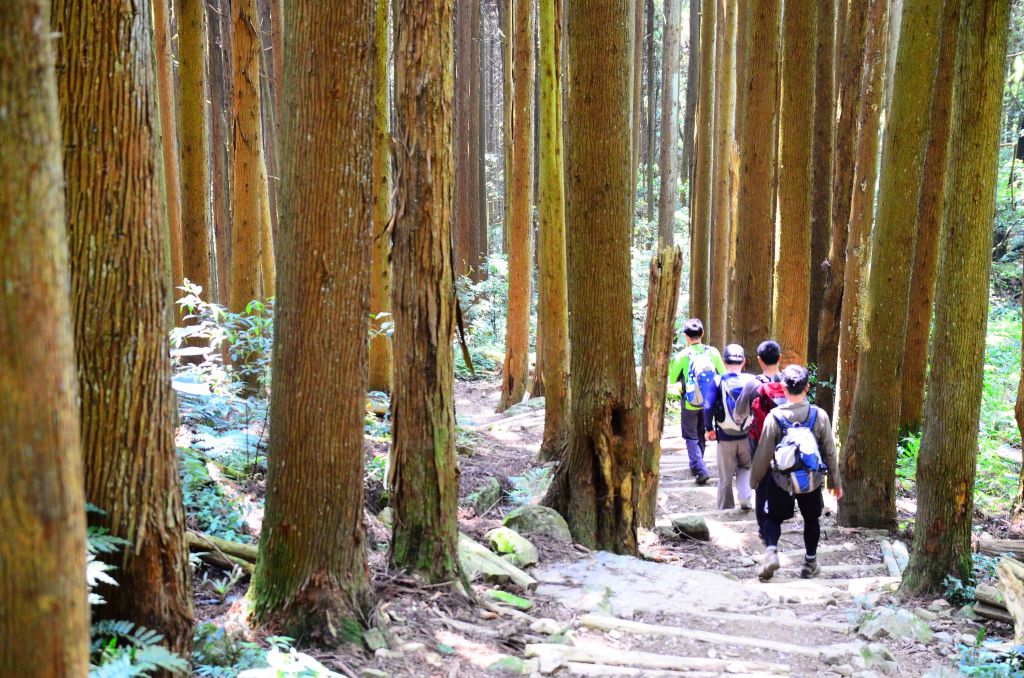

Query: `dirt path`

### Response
(348, 381, 1008, 677)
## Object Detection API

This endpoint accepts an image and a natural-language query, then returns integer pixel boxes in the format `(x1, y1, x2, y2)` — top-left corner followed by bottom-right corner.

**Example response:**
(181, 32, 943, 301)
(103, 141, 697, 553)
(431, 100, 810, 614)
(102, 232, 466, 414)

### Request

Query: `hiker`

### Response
(750, 364, 842, 581)
(733, 340, 787, 540)
(702, 344, 756, 510)
(667, 319, 726, 486)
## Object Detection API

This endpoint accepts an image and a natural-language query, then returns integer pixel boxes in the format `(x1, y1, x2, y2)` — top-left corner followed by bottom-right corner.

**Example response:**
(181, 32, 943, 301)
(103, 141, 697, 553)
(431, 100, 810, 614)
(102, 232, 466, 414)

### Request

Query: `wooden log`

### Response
(975, 602, 1015, 625)
(458, 534, 537, 590)
(187, 530, 258, 562)
(976, 583, 1007, 609)
(997, 556, 1024, 642)
(673, 608, 852, 633)
(578, 614, 827, 657)
(525, 643, 790, 674)
(879, 539, 902, 578)
(192, 549, 255, 575)
(979, 538, 1024, 558)
(890, 540, 910, 573)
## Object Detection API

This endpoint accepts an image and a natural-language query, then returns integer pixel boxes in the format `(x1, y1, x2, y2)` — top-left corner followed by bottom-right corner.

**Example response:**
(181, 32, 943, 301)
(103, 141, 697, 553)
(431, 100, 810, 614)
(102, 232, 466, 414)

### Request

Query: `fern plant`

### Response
(86, 505, 188, 677)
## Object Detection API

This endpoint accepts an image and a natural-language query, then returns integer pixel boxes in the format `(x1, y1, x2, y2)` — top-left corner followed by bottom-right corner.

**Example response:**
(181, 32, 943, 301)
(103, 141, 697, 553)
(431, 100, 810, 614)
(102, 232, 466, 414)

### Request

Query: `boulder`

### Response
(487, 527, 539, 568)
(504, 505, 572, 542)
(466, 477, 503, 515)
(858, 608, 934, 644)
(670, 514, 711, 541)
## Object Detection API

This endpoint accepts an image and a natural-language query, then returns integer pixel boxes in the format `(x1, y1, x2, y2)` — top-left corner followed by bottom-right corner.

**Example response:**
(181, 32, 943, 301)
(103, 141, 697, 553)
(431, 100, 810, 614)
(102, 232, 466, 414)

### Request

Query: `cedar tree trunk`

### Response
(657, 0, 682, 246)
(709, 0, 735, 346)
(689, 0, 715, 323)
(154, 0, 185, 293)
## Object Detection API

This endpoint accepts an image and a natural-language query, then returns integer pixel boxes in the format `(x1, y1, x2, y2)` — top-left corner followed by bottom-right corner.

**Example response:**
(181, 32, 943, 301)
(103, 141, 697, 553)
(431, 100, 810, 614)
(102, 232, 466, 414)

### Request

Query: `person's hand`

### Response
(831, 487, 843, 501)
(705, 429, 717, 442)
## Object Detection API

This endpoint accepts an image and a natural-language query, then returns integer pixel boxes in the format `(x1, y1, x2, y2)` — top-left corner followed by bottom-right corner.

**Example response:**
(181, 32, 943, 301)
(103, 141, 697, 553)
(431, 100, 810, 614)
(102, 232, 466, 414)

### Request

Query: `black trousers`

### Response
(761, 479, 824, 557)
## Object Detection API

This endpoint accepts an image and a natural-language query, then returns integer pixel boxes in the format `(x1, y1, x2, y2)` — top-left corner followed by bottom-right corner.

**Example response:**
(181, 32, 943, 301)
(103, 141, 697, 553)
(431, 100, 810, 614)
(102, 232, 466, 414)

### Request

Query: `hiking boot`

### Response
(695, 472, 710, 486)
(758, 550, 780, 582)
(800, 558, 821, 579)
(739, 502, 752, 511)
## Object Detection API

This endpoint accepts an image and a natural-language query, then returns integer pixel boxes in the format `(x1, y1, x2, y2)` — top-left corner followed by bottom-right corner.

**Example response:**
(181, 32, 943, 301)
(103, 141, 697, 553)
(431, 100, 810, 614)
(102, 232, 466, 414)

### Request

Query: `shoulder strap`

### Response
(773, 409, 792, 431)
(806, 408, 818, 429)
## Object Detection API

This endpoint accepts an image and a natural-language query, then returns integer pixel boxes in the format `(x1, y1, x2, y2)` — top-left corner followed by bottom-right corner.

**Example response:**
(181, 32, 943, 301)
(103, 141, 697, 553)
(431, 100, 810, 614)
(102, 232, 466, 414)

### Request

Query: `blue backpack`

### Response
(772, 409, 826, 494)
(683, 347, 717, 407)
(715, 373, 753, 435)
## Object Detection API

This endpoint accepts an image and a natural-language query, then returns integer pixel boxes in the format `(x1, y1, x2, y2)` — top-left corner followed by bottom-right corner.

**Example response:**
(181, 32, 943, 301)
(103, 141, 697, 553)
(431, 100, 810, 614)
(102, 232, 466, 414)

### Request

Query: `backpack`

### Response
(771, 408, 826, 494)
(715, 373, 753, 435)
(751, 381, 788, 442)
(684, 347, 717, 408)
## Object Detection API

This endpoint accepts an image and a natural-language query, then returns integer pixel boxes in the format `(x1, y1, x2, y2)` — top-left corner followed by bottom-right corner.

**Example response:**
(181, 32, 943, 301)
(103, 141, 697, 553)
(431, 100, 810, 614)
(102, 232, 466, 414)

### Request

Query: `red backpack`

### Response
(750, 381, 788, 442)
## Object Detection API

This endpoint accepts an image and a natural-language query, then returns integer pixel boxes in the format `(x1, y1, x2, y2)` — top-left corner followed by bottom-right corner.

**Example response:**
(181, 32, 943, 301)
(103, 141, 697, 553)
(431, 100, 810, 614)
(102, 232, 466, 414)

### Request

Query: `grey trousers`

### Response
(716, 437, 752, 510)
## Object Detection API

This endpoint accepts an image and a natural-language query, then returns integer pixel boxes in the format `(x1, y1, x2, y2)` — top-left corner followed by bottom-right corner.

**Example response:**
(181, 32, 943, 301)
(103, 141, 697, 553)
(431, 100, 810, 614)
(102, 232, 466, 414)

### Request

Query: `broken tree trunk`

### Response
(979, 539, 1024, 559)
(638, 247, 683, 527)
(998, 556, 1024, 642)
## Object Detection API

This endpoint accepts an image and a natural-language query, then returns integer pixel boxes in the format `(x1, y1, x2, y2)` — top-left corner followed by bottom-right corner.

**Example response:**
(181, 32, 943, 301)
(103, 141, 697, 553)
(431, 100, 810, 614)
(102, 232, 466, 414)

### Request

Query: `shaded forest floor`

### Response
(180, 377, 1020, 677)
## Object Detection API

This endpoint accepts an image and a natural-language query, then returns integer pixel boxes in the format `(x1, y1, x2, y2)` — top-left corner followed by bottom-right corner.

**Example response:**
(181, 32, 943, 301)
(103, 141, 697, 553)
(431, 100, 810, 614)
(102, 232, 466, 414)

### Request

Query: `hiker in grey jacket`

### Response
(750, 365, 843, 581)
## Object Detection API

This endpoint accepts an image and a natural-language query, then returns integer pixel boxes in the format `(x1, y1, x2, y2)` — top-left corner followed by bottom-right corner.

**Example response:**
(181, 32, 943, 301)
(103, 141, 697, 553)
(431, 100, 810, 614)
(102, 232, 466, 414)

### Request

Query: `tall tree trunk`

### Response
(153, 0, 185, 293)
(774, 0, 816, 366)
(897, 0, 960, 433)
(497, 0, 536, 413)
(731, 0, 779, 354)
(814, 0, 871, 417)
(807, 0, 836, 366)
(176, 0, 214, 298)
(502, 0, 513, 254)
(901, 0, 1009, 594)
(257, 22, 279, 300)
(638, 247, 683, 526)
(657, 0, 682, 245)
(835, 0, 889, 442)
(473, 3, 489, 281)
(709, 0, 735, 346)
(455, 0, 484, 279)
(1012, 261, 1024, 535)
(230, 0, 271, 311)
(542, 0, 641, 554)
(646, 0, 657, 225)
(838, 0, 946, 530)
(681, 0, 700, 190)
(632, 0, 644, 234)
(55, 0, 193, 652)
(689, 0, 715, 322)
(390, 0, 461, 581)
(0, 2, 89, 672)
(538, 0, 570, 462)
(249, 1, 375, 640)
(369, 0, 394, 394)
(209, 0, 232, 305)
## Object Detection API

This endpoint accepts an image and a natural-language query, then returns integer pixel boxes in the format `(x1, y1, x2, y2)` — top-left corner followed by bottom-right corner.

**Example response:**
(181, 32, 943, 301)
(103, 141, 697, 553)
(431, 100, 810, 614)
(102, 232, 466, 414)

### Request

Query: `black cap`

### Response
(723, 343, 746, 364)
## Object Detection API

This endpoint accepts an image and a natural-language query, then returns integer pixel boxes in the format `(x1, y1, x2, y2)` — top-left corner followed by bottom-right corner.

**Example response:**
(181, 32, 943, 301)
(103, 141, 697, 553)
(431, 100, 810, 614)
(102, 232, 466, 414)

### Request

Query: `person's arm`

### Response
(815, 407, 842, 491)
(733, 379, 758, 422)
(703, 376, 718, 433)
(750, 415, 779, 488)
(710, 347, 727, 375)
(668, 351, 686, 385)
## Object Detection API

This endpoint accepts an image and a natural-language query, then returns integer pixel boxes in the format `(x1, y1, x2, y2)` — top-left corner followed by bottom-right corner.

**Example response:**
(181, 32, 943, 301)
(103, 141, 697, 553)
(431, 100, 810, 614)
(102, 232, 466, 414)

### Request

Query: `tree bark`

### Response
(153, 0, 185, 293)
(0, 2, 89, 673)
(901, 0, 1009, 594)
(838, 0, 946, 530)
(249, 1, 375, 640)
(834, 0, 889, 442)
(497, 0, 536, 413)
(689, 0, 715, 323)
(542, 0, 641, 554)
(230, 0, 272, 311)
(639, 248, 683, 527)
(537, 0, 570, 462)
(176, 0, 214, 298)
(390, 0, 461, 581)
(502, 0, 512, 254)
(807, 0, 836, 367)
(455, 0, 484, 279)
(897, 0, 960, 433)
(708, 0, 735, 347)
(681, 0, 700, 190)
(632, 0, 644, 234)
(657, 0, 682, 245)
(774, 0, 816, 366)
(646, 0, 657, 225)
(1012, 314, 1024, 533)
(814, 0, 871, 418)
(369, 0, 394, 394)
(208, 0, 232, 305)
(55, 0, 193, 653)
(731, 0, 779, 354)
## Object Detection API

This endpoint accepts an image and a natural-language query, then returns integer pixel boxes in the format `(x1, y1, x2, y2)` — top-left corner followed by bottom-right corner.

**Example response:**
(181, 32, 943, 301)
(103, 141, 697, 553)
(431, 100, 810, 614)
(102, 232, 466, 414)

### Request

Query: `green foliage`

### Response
(191, 623, 278, 677)
(171, 280, 274, 401)
(959, 644, 1024, 677)
(508, 467, 552, 505)
(942, 553, 1000, 607)
(896, 434, 921, 493)
(455, 255, 508, 378)
(179, 447, 256, 544)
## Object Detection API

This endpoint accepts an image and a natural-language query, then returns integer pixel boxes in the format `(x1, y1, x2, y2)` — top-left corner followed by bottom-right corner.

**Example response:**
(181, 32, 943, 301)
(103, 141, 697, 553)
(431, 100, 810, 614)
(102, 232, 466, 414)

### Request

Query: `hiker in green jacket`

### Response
(668, 319, 726, 485)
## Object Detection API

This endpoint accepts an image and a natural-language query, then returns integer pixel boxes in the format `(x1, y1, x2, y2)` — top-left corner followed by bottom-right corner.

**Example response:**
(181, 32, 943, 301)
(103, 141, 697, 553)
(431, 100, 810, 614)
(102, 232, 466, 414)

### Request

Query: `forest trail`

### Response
(414, 381, 986, 678)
